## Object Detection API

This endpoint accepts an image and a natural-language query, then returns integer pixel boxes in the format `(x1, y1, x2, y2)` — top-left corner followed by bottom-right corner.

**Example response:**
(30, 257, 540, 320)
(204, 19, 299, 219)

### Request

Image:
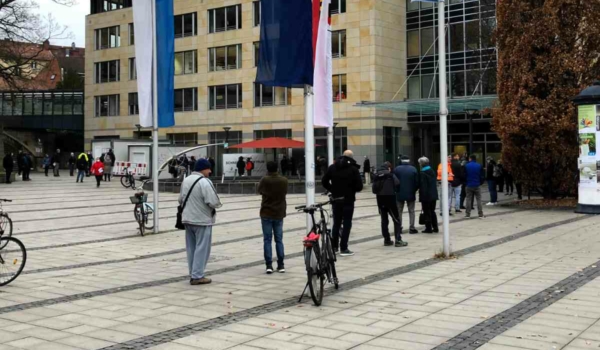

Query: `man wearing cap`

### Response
(179, 159, 222, 285)
(393, 156, 419, 234)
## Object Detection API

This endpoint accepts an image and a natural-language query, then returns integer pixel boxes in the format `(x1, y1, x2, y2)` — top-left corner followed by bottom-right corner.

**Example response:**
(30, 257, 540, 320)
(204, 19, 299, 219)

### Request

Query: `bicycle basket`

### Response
(129, 193, 147, 204)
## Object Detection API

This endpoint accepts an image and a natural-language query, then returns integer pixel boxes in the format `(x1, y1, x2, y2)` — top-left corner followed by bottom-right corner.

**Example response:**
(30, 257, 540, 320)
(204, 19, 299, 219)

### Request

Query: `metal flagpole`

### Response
(152, 0, 160, 234)
(438, 0, 450, 256)
(327, 127, 334, 165)
(304, 85, 315, 230)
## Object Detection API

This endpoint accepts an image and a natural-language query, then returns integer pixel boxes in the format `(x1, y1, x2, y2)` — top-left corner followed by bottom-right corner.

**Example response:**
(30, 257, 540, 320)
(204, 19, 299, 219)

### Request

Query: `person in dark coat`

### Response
(16, 150, 23, 176)
(22, 153, 32, 181)
(86, 151, 93, 176)
(208, 157, 215, 172)
(280, 156, 289, 176)
(418, 156, 439, 233)
(373, 162, 407, 247)
(3, 152, 13, 184)
(68, 153, 76, 176)
(465, 154, 485, 218)
(321, 150, 363, 256)
(450, 153, 465, 213)
(393, 155, 419, 234)
(76, 152, 88, 183)
(504, 168, 514, 196)
(486, 157, 498, 205)
(236, 156, 245, 177)
(51, 149, 60, 177)
(363, 156, 371, 184)
(496, 162, 505, 193)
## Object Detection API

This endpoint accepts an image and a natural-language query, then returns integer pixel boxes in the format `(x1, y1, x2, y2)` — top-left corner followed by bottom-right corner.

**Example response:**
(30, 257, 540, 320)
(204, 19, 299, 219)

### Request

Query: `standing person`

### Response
(3, 152, 13, 184)
(321, 150, 363, 256)
(373, 162, 407, 247)
(86, 151, 93, 177)
(465, 154, 485, 219)
(393, 155, 419, 234)
(363, 156, 371, 185)
(51, 149, 60, 177)
(437, 155, 454, 216)
(459, 156, 468, 210)
(90, 158, 104, 188)
(17, 150, 23, 177)
(515, 181, 523, 200)
(486, 157, 498, 205)
(22, 153, 31, 181)
(68, 153, 76, 176)
(418, 157, 439, 233)
(496, 162, 505, 193)
(450, 153, 464, 213)
(42, 154, 51, 176)
(280, 156, 288, 176)
(258, 161, 288, 274)
(246, 157, 254, 176)
(319, 156, 328, 177)
(103, 151, 113, 182)
(179, 159, 222, 285)
(236, 156, 245, 177)
(504, 168, 514, 196)
(76, 152, 88, 183)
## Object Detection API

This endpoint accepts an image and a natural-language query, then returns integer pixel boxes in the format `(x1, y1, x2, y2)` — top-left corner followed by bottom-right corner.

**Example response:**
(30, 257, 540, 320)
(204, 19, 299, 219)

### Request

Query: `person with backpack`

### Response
(418, 156, 439, 233)
(179, 159, 222, 285)
(76, 152, 88, 183)
(486, 156, 498, 205)
(393, 155, 419, 234)
(246, 158, 254, 176)
(373, 162, 407, 247)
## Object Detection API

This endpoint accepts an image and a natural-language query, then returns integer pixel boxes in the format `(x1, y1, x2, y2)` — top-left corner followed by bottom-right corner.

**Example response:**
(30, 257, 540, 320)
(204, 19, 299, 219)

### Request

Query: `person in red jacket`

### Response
(90, 158, 105, 188)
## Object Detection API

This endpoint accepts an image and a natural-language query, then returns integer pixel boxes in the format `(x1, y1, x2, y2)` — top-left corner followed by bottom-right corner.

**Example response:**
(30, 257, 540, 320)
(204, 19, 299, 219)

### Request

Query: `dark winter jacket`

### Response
(451, 159, 465, 187)
(372, 165, 399, 197)
(418, 166, 438, 202)
(51, 154, 60, 167)
(363, 158, 371, 173)
(393, 163, 419, 202)
(465, 160, 484, 188)
(68, 156, 76, 165)
(258, 173, 289, 220)
(76, 153, 88, 171)
(3, 154, 13, 171)
(486, 160, 496, 180)
(17, 152, 24, 170)
(321, 156, 363, 203)
(236, 159, 245, 173)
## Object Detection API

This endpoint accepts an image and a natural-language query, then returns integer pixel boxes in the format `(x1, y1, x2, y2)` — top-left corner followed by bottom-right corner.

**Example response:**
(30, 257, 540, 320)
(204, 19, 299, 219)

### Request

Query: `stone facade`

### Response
(85, 0, 411, 165)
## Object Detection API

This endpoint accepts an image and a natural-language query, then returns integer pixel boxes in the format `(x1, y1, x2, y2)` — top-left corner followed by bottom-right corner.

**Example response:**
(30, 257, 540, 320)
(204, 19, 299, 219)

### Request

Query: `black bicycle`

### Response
(297, 196, 343, 306)
(130, 180, 154, 236)
(0, 199, 27, 286)
(121, 167, 136, 189)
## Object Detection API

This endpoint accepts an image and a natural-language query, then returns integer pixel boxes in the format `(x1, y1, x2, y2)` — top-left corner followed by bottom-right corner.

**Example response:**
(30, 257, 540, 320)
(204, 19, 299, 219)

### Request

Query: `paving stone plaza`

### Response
(1, 175, 600, 350)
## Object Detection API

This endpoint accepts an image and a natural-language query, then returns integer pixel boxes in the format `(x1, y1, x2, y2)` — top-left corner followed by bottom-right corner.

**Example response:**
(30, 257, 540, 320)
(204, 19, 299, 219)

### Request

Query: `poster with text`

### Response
(579, 105, 596, 131)
(579, 133, 596, 157)
(579, 157, 597, 187)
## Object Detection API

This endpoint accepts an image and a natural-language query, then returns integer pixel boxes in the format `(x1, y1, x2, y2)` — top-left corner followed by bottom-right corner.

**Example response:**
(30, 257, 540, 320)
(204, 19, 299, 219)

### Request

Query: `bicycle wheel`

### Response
(133, 205, 145, 236)
(305, 247, 324, 306)
(324, 232, 339, 289)
(0, 237, 27, 286)
(121, 175, 131, 188)
(0, 214, 13, 249)
(143, 204, 154, 230)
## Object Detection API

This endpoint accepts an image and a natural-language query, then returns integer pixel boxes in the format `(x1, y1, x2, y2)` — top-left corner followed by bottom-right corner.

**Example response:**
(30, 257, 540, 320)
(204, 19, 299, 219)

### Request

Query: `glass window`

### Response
(168, 133, 198, 146)
(74, 94, 83, 115)
(129, 58, 136, 80)
(175, 13, 197, 38)
(332, 30, 346, 58)
(254, 42, 259, 67)
(208, 5, 241, 33)
(23, 94, 32, 115)
(13, 94, 22, 116)
(421, 74, 436, 99)
(466, 70, 481, 96)
(95, 26, 120, 50)
(451, 71, 465, 97)
(174, 88, 198, 112)
(450, 23, 464, 52)
(209, 84, 242, 110)
(128, 92, 138, 115)
(408, 76, 420, 99)
(420, 27, 434, 56)
(465, 20, 479, 50)
(253, 1, 260, 27)
(481, 18, 496, 48)
(53, 93, 63, 115)
(330, 0, 346, 15)
(174, 50, 196, 75)
(128, 23, 134, 45)
(408, 30, 419, 57)
(95, 60, 120, 83)
(33, 93, 42, 115)
(333, 74, 347, 102)
(482, 67, 497, 95)
(254, 84, 291, 107)
(94, 94, 120, 117)
(208, 44, 241, 71)
(407, 0, 419, 11)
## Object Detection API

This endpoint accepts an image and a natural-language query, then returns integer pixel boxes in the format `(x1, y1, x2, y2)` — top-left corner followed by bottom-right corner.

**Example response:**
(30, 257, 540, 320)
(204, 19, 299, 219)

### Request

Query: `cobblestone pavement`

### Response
(0, 174, 598, 350)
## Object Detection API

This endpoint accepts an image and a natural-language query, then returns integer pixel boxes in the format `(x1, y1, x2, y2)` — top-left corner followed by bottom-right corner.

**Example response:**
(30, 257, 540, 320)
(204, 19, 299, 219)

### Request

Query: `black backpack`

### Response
(372, 172, 391, 195)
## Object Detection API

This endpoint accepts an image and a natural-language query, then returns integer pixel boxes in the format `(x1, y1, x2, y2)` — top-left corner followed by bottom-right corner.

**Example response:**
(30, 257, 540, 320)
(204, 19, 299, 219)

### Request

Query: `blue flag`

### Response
(256, 0, 313, 88)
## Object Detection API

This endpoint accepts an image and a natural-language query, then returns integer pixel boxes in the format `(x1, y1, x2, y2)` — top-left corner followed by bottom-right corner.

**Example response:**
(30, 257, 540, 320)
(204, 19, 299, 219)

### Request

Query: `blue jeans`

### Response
(450, 185, 462, 210)
(261, 218, 284, 267)
(487, 180, 498, 203)
(76, 170, 85, 182)
(185, 225, 212, 279)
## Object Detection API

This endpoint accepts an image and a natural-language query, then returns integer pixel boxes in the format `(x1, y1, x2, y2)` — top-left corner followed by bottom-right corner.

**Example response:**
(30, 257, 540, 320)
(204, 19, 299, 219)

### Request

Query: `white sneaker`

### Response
(486, 202, 493, 206)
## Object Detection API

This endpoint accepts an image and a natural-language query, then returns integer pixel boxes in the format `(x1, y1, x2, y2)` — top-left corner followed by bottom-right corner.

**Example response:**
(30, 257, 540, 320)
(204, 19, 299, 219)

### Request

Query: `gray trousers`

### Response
(397, 201, 416, 230)
(465, 187, 484, 217)
(185, 224, 212, 279)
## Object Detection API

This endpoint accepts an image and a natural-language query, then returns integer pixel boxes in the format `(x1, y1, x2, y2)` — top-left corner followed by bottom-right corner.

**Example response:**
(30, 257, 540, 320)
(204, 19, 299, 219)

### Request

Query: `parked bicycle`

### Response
(130, 180, 154, 236)
(121, 167, 136, 189)
(296, 195, 343, 306)
(0, 199, 27, 286)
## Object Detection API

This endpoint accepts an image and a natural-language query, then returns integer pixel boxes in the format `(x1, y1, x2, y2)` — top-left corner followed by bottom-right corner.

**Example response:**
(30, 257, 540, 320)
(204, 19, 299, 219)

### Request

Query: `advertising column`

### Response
(576, 103, 600, 213)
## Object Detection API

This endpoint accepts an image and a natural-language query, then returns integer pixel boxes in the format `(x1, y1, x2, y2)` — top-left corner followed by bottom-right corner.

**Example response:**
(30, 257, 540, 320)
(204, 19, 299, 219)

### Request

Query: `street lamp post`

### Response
(465, 109, 478, 156)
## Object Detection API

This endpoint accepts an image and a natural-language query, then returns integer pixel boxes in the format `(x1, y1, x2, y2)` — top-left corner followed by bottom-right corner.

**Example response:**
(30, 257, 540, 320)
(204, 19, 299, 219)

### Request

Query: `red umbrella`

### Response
(228, 137, 319, 149)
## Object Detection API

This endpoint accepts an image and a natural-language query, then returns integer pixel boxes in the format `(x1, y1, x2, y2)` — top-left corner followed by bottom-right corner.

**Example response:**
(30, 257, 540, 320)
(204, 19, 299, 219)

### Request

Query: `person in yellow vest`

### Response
(437, 155, 454, 216)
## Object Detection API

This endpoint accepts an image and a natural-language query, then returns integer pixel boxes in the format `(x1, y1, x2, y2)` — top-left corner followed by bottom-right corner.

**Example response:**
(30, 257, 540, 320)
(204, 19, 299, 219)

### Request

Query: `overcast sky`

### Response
(36, 0, 89, 48)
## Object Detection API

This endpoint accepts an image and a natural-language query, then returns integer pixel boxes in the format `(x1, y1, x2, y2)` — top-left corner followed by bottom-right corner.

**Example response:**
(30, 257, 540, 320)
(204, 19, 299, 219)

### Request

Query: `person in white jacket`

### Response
(178, 159, 222, 285)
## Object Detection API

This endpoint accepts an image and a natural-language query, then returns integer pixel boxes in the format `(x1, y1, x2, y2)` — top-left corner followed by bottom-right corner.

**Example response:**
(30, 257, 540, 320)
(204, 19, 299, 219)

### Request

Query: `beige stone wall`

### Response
(84, 0, 409, 161)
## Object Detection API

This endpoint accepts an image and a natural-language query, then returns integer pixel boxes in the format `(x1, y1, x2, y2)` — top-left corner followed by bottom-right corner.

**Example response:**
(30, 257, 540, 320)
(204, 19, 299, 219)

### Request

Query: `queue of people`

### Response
(2, 151, 34, 183)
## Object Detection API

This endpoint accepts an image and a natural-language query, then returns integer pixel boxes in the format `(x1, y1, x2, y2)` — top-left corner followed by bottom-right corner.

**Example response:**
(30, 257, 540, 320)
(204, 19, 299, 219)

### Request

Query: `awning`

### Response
(228, 137, 319, 149)
(355, 95, 497, 114)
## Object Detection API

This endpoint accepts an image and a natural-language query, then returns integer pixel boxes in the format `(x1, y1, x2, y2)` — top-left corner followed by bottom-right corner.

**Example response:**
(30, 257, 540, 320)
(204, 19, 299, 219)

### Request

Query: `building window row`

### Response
(94, 60, 120, 84)
(0, 92, 83, 116)
(208, 5, 242, 34)
(175, 13, 198, 38)
(209, 84, 242, 110)
(254, 84, 291, 107)
(95, 26, 120, 50)
(168, 133, 198, 146)
(209, 44, 241, 72)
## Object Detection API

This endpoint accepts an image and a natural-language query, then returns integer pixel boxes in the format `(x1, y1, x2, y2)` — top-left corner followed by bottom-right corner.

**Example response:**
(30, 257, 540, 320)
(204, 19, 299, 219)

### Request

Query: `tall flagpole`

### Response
(438, 0, 450, 256)
(305, 85, 315, 229)
(152, 0, 160, 233)
(327, 127, 334, 165)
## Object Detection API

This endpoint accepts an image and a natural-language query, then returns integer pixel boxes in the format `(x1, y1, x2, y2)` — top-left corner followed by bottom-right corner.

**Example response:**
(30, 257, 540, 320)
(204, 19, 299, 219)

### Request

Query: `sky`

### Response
(36, 0, 89, 48)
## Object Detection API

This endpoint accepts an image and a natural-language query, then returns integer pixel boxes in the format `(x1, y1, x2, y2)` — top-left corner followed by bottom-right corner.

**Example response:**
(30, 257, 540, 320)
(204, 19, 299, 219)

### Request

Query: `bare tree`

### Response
(0, 0, 75, 89)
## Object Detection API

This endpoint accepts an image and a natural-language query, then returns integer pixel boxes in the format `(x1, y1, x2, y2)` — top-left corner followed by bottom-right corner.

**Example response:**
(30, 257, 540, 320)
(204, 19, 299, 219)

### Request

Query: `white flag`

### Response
(313, 0, 333, 128)
(133, 0, 154, 128)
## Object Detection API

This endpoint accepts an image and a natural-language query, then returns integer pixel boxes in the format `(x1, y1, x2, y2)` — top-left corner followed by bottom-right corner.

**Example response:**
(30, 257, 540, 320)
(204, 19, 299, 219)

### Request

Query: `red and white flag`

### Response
(313, 0, 333, 128)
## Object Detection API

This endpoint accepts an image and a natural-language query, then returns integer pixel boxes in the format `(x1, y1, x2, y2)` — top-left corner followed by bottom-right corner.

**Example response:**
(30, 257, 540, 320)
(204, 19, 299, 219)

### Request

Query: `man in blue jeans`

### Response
(486, 156, 498, 205)
(258, 161, 288, 274)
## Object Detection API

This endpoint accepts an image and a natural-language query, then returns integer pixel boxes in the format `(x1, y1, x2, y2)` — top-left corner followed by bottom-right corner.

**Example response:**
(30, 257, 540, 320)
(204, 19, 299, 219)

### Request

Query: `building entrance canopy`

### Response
(355, 95, 497, 115)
